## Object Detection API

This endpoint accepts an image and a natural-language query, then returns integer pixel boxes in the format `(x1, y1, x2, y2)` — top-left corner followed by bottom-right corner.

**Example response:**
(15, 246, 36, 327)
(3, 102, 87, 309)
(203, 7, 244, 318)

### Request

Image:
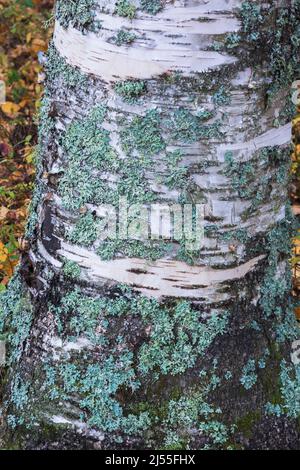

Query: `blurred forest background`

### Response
(0, 0, 299, 307)
(0, 0, 53, 289)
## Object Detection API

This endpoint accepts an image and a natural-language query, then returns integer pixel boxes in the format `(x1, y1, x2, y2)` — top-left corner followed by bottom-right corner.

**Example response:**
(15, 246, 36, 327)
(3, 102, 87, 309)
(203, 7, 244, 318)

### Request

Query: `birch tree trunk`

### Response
(0, 0, 300, 450)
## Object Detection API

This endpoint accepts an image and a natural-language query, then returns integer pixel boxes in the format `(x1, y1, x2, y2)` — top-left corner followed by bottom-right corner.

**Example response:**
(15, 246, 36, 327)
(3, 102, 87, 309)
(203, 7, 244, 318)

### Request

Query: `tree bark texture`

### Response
(0, 0, 300, 450)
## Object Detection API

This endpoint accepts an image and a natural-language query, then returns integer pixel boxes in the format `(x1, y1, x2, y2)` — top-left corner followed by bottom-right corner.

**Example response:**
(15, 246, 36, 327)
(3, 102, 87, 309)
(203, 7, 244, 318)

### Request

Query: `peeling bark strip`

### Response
(1, 0, 300, 451)
(53, 2, 239, 81)
(58, 242, 265, 300)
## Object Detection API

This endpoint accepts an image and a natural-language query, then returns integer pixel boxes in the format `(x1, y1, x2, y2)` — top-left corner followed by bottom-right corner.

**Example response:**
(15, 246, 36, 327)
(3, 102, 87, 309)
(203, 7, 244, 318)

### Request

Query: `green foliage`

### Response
(115, 1, 136, 19)
(114, 80, 147, 103)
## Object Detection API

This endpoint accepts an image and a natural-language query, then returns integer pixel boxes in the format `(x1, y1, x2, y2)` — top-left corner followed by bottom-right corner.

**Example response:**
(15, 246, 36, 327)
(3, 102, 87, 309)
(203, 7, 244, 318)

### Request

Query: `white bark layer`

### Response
(53, 2, 240, 82)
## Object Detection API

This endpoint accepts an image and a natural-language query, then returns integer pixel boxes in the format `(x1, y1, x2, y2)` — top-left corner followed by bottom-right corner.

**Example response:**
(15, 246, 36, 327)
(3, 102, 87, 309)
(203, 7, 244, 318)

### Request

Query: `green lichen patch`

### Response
(259, 216, 296, 321)
(113, 29, 136, 46)
(62, 260, 82, 279)
(0, 273, 33, 365)
(225, 1, 300, 98)
(137, 300, 229, 376)
(121, 109, 165, 157)
(161, 380, 233, 449)
(96, 239, 171, 261)
(162, 150, 189, 190)
(46, 44, 87, 88)
(140, 0, 163, 15)
(279, 360, 300, 419)
(67, 212, 99, 247)
(114, 80, 147, 103)
(43, 354, 149, 434)
(224, 146, 290, 213)
(56, 0, 100, 32)
(6, 373, 31, 430)
(240, 359, 257, 390)
(212, 86, 231, 107)
(58, 106, 118, 211)
(165, 108, 220, 143)
(62, 105, 115, 170)
(115, 1, 137, 19)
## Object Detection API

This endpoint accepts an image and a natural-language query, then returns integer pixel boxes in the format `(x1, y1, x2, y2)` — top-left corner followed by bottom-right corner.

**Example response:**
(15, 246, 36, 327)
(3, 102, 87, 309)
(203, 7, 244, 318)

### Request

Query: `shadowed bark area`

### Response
(0, 0, 300, 450)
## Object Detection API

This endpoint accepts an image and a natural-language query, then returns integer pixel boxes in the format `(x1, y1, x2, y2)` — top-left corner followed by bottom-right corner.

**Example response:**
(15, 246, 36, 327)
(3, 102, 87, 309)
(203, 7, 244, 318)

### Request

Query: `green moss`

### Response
(115, 1, 136, 19)
(114, 80, 147, 103)
(235, 411, 261, 439)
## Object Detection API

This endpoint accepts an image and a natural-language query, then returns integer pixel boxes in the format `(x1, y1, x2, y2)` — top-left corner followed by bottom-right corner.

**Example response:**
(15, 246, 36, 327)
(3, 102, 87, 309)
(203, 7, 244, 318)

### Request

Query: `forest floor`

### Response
(0, 0, 299, 305)
(0, 0, 53, 290)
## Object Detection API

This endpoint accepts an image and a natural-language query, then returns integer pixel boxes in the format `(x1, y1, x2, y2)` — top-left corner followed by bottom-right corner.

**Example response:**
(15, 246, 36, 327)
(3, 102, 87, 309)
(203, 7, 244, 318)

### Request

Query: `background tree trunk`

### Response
(0, 0, 300, 450)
